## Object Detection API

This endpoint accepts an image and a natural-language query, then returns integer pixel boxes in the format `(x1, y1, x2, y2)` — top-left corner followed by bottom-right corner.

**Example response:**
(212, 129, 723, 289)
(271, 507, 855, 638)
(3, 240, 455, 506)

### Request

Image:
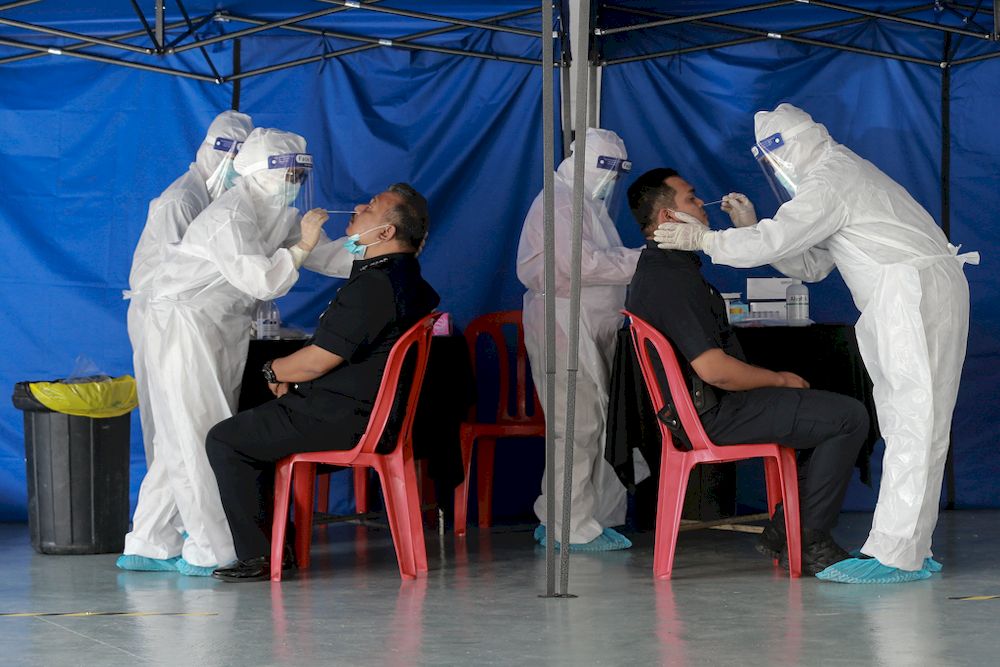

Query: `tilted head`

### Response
(345, 182, 429, 258)
(627, 167, 708, 237)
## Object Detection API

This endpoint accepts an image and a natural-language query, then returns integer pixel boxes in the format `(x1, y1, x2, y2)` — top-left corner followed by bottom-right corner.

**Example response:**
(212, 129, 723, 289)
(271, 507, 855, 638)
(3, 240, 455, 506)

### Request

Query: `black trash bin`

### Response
(11, 377, 135, 555)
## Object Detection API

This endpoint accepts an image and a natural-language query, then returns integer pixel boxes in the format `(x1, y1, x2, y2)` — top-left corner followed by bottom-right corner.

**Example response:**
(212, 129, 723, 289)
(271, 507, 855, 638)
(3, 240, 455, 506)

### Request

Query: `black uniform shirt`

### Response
(625, 241, 745, 405)
(280, 252, 440, 421)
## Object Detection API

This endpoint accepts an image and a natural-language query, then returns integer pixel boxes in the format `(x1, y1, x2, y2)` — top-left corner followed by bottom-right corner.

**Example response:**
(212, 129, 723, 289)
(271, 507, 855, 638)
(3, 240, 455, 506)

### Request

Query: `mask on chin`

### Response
(344, 224, 391, 257)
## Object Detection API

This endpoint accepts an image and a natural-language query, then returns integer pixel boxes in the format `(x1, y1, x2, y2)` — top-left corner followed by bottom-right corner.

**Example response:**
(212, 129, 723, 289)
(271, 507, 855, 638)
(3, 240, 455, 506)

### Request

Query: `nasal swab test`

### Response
(702, 199, 723, 207)
(325, 209, 355, 214)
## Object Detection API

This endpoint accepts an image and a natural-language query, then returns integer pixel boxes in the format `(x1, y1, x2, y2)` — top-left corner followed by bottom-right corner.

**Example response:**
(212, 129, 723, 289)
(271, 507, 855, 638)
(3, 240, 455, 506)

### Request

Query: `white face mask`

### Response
(280, 183, 300, 207)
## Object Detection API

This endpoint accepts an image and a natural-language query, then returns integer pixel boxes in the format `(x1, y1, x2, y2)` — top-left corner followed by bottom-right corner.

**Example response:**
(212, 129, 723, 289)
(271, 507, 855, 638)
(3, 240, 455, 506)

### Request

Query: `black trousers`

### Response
(701, 387, 868, 532)
(207, 400, 368, 561)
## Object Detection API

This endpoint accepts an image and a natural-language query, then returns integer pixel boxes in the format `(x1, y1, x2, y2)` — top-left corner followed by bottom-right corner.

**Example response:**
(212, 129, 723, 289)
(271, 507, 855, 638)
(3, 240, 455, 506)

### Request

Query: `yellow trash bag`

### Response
(27, 375, 138, 418)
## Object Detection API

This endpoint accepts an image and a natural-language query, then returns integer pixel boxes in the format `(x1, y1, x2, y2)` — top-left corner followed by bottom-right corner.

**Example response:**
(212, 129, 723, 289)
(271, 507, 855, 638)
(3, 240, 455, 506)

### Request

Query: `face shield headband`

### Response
(751, 132, 796, 205)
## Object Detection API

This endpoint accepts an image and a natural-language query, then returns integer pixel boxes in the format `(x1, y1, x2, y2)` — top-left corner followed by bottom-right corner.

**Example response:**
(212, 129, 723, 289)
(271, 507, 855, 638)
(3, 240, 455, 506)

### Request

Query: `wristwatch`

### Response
(261, 359, 278, 384)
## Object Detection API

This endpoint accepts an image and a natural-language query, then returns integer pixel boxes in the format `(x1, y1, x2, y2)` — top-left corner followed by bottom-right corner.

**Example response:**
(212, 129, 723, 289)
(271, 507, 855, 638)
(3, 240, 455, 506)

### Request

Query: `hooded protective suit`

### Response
(700, 104, 978, 571)
(126, 110, 254, 467)
(516, 128, 640, 543)
(123, 128, 354, 568)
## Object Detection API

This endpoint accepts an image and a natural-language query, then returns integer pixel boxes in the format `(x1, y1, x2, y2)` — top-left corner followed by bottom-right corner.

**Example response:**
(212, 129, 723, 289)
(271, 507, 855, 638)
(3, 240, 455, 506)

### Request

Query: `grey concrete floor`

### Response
(1, 511, 999, 666)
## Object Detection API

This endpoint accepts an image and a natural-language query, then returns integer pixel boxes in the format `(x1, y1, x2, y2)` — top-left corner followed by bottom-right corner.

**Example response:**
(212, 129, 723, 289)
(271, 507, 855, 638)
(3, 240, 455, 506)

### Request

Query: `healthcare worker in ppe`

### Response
(516, 127, 640, 552)
(654, 103, 978, 583)
(118, 128, 355, 576)
(126, 110, 254, 467)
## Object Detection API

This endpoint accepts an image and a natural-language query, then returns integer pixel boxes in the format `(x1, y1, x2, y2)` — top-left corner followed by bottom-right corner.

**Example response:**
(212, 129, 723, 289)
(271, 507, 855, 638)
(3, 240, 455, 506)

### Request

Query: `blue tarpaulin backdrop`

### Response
(601, 3, 1000, 509)
(1, 1, 997, 522)
(0, 2, 551, 519)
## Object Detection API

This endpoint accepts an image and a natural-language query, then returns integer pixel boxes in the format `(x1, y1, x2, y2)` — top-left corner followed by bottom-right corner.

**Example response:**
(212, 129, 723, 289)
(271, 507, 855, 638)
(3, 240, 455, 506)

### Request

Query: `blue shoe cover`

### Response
(176, 558, 217, 577)
(816, 557, 932, 584)
(533, 525, 632, 552)
(116, 555, 181, 572)
(848, 550, 943, 573)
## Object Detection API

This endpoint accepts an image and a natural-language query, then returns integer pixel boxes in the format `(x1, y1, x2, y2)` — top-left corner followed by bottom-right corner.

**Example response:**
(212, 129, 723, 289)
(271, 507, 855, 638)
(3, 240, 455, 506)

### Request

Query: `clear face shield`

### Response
(751, 132, 796, 205)
(592, 154, 632, 216)
(204, 137, 244, 200)
(267, 152, 313, 212)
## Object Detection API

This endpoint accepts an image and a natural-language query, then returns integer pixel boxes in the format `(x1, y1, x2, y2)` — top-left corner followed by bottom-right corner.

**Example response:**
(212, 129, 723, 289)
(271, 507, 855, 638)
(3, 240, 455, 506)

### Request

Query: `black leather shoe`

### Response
(755, 508, 787, 560)
(213, 556, 271, 582)
(780, 530, 851, 576)
(212, 547, 296, 583)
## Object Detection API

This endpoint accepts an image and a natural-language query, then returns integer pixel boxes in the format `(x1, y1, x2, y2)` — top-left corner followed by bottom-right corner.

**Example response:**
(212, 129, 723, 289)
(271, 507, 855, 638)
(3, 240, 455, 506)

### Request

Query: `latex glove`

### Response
(297, 208, 329, 251)
(654, 211, 712, 252)
(721, 192, 757, 228)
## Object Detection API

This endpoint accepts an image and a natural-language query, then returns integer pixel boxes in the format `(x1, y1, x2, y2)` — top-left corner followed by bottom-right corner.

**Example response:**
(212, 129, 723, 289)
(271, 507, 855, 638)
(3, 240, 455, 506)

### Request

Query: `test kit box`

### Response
(747, 277, 799, 300)
(750, 301, 787, 318)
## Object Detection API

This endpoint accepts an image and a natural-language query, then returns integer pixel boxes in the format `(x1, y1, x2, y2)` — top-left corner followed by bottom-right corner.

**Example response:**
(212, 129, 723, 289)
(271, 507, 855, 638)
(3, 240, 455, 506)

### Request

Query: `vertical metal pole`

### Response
(587, 63, 598, 128)
(994, 0, 1000, 40)
(558, 4, 573, 159)
(541, 0, 558, 598)
(231, 38, 242, 110)
(941, 34, 956, 511)
(558, 0, 592, 598)
(154, 0, 165, 52)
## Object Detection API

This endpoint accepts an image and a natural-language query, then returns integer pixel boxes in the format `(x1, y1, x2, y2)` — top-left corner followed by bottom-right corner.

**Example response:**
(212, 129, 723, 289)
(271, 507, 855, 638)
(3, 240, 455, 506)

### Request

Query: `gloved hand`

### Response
(298, 208, 329, 251)
(721, 192, 757, 228)
(654, 211, 713, 252)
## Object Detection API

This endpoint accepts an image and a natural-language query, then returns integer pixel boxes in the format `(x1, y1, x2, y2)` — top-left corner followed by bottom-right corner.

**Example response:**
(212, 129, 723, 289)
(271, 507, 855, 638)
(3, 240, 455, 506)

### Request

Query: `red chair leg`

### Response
(476, 437, 496, 528)
(292, 462, 317, 570)
(375, 457, 417, 579)
(354, 467, 369, 514)
(777, 449, 802, 578)
(653, 454, 693, 579)
(453, 429, 475, 537)
(270, 459, 294, 582)
(763, 457, 783, 517)
(404, 454, 428, 573)
(316, 473, 331, 513)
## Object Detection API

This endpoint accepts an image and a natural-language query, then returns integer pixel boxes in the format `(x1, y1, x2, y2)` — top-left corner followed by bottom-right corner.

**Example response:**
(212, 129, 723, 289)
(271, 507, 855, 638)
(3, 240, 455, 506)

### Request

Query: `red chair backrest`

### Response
(624, 310, 718, 453)
(464, 310, 542, 424)
(355, 312, 442, 456)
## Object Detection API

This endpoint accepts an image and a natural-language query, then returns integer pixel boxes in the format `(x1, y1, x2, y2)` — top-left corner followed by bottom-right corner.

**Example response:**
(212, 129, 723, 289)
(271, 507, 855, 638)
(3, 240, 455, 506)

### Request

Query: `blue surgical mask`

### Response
(344, 224, 391, 257)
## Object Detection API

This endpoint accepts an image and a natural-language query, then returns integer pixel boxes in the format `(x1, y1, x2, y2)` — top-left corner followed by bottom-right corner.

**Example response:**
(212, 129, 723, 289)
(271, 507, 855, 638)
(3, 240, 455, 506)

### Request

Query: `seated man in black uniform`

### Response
(625, 168, 868, 576)
(207, 182, 440, 582)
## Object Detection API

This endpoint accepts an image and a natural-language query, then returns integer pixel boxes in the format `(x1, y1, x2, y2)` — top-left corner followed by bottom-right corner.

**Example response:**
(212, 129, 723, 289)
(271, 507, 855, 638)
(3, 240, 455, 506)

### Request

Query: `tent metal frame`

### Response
(595, 1, 1000, 68)
(0, 0, 562, 80)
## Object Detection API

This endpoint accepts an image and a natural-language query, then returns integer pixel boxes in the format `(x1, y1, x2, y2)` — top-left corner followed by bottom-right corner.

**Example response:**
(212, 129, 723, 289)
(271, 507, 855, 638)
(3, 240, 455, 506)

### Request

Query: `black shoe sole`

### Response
(212, 571, 271, 583)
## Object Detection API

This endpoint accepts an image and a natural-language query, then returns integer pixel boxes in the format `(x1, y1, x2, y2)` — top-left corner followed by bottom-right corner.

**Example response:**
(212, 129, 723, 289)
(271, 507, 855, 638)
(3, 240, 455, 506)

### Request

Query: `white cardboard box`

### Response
(747, 277, 799, 300)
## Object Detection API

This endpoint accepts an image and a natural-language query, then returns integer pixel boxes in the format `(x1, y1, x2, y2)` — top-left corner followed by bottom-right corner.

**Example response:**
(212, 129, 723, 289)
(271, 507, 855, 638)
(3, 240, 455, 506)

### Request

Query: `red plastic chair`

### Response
(623, 311, 802, 579)
(454, 311, 544, 536)
(270, 312, 442, 581)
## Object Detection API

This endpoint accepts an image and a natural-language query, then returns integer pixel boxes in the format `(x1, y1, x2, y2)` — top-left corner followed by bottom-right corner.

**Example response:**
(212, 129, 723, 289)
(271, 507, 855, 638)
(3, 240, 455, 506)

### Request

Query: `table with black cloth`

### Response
(241, 334, 474, 504)
(605, 323, 879, 527)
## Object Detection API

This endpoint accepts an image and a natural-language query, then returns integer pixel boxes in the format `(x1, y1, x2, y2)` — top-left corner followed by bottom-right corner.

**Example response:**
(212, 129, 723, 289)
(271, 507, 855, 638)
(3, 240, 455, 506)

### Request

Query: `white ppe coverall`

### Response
(701, 104, 978, 571)
(123, 128, 354, 567)
(126, 110, 254, 467)
(516, 128, 640, 543)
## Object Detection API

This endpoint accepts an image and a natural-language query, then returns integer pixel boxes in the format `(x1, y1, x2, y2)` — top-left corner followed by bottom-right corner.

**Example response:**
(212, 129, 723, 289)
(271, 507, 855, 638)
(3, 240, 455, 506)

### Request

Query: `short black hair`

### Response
(627, 168, 679, 232)
(385, 182, 429, 249)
